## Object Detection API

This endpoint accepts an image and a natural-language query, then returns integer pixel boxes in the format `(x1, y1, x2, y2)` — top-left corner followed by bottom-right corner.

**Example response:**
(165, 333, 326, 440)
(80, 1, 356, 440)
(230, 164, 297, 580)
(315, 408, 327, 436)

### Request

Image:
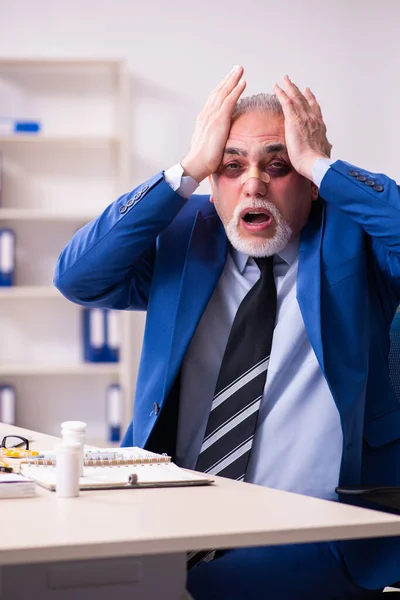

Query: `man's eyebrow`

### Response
(259, 143, 287, 156)
(223, 143, 287, 158)
(223, 147, 248, 157)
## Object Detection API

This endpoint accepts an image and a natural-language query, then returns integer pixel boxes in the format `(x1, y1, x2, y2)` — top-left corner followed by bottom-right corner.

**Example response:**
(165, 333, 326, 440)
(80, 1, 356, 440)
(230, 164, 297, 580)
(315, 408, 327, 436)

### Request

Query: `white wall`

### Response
(1, 0, 399, 181)
(0, 0, 398, 435)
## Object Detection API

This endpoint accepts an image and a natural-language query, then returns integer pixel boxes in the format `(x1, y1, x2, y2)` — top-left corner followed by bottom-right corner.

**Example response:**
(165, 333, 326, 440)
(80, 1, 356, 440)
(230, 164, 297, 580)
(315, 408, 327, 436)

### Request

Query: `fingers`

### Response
(217, 65, 243, 93)
(207, 65, 244, 112)
(222, 77, 247, 111)
(274, 76, 327, 127)
(304, 87, 324, 120)
(281, 75, 310, 113)
(273, 82, 299, 121)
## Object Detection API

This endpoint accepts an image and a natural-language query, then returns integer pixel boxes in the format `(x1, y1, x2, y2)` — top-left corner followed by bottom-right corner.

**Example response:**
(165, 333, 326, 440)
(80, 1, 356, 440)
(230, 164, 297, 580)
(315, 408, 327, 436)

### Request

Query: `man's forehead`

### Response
(226, 113, 285, 147)
(227, 133, 284, 142)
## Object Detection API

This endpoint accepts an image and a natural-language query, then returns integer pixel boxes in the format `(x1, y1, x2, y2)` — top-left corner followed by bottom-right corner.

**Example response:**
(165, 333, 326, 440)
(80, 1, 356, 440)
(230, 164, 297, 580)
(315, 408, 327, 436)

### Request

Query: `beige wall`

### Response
(1, 0, 399, 186)
(0, 0, 398, 435)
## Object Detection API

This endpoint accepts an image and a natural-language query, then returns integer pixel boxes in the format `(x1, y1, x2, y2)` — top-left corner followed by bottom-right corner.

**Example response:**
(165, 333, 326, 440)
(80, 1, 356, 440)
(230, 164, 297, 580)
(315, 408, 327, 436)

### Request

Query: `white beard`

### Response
(225, 198, 293, 257)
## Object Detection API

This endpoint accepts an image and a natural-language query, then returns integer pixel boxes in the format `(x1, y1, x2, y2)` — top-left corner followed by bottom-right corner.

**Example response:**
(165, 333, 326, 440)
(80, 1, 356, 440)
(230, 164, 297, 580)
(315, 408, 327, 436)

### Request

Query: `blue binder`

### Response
(0, 228, 15, 286)
(0, 152, 3, 206)
(0, 385, 16, 425)
(82, 308, 120, 363)
(105, 383, 123, 442)
(106, 309, 120, 362)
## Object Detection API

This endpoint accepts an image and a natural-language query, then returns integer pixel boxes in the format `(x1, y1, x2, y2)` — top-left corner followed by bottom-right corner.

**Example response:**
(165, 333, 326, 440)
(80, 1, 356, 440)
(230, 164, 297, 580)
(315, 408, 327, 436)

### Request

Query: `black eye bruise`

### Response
(218, 160, 292, 178)
(267, 163, 292, 177)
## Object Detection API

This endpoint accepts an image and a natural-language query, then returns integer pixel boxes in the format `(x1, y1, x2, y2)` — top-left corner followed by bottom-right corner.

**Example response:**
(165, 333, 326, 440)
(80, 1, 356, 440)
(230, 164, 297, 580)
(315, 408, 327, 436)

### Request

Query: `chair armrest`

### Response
(336, 485, 400, 512)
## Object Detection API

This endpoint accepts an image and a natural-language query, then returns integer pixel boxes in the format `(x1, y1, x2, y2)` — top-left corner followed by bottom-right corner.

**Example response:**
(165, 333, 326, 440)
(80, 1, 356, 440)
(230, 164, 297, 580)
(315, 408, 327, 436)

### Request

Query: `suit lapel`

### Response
(161, 199, 326, 404)
(163, 211, 228, 399)
(297, 200, 326, 375)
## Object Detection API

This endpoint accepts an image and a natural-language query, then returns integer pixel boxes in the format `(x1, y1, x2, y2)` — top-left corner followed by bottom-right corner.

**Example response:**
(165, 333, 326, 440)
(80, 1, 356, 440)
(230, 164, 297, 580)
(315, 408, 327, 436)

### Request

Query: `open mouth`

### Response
(240, 208, 273, 231)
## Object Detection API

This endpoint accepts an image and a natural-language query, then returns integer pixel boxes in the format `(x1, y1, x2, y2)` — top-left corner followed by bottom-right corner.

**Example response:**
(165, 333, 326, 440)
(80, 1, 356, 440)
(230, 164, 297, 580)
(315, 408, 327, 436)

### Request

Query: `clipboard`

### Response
(20, 461, 214, 491)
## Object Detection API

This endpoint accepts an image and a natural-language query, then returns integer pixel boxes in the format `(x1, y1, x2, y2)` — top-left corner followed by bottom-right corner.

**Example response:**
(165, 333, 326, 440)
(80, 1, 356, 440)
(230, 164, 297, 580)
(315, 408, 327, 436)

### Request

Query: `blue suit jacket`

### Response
(55, 160, 400, 589)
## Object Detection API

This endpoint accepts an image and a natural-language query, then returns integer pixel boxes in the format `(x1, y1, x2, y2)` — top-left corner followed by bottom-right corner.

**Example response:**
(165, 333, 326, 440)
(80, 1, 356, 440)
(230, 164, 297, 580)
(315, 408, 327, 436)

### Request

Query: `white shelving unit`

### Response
(0, 209, 100, 222)
(0, 58, 135, 444)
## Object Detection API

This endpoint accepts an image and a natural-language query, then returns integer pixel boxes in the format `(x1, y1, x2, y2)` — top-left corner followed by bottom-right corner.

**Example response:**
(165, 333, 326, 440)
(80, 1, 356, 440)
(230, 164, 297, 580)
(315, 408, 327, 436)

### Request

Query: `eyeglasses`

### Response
(1, 435, 30, 450)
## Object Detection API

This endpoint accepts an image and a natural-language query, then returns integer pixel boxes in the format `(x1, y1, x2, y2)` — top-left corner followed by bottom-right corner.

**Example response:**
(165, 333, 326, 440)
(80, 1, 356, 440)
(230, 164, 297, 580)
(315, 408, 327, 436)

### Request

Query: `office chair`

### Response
(336, 309, 400, 594)
(381, 309, 400, 593)
(389, 309, 400, 403)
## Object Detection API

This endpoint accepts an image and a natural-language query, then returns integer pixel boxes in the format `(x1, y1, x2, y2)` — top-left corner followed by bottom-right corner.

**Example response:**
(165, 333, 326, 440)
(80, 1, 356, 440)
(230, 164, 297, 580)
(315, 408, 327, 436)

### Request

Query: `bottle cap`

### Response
(61, 421, 87, 432)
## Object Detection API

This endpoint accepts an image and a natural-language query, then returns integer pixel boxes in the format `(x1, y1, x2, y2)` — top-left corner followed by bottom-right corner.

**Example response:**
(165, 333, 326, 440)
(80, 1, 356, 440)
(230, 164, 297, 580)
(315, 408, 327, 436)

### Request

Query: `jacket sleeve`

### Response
(319, 160, 400, 306)
(54, 172, 186, 310)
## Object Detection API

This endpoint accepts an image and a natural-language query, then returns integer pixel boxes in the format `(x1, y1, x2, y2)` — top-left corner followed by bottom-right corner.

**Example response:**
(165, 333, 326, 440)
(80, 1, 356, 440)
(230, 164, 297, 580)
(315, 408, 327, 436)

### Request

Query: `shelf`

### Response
(0, 135, 119, 146)
(0, 363, 121, 376)
(0, 208, 98, 222)
(0, 286, 62, 299)
(0, 55, 131, 435)
(0, 58, 123, 68)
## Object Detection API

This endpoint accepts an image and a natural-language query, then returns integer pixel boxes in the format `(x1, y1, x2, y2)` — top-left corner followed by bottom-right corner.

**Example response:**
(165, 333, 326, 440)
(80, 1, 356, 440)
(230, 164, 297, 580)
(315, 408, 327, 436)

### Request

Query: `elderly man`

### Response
(55, 67, 400, 598)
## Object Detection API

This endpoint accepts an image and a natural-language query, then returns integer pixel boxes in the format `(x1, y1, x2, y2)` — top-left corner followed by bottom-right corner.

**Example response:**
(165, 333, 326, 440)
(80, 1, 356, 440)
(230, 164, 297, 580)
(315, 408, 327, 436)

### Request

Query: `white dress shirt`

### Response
(164, 159, 343, 501)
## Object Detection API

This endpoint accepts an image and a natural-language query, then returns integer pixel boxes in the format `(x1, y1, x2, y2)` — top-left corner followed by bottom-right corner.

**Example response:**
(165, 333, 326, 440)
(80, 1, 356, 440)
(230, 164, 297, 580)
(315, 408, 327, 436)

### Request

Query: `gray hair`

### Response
(232, 93, 283, 122)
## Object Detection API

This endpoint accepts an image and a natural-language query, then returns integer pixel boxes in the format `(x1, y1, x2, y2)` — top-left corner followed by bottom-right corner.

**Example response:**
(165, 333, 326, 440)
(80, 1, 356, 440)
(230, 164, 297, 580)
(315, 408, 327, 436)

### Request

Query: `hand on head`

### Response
(181, 68, 331, 184)
(273, 75, 331, 180)
(181, 66, 246, 183)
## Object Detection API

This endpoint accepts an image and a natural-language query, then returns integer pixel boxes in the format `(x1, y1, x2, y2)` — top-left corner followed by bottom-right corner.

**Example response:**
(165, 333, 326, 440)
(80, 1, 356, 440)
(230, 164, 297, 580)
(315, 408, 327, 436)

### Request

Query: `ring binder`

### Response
(20, 446, 171, 468)
(82, 308, 120, 363)
(0, 228, 16, 286)
(105, 383, 123, 442)
(0, 384, 16, 425)
(19, 447, 214, 491)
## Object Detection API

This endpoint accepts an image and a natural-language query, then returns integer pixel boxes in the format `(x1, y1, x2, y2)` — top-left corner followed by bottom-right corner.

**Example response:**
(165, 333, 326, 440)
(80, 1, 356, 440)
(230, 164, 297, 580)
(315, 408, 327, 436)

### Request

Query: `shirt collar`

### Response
(231, 236, 300, 274)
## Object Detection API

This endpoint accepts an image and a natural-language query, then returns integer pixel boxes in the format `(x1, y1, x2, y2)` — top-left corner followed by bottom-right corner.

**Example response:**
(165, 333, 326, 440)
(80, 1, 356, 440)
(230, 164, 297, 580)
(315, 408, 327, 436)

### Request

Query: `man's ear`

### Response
(209, 174, 215, 204)
(311, 182, 319, 202)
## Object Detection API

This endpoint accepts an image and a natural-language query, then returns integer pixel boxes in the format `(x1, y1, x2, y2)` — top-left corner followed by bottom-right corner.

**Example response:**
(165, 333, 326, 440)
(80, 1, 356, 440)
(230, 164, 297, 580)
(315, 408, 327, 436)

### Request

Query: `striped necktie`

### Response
(188, 256, 277, 570)
(194, 255, 277, 481)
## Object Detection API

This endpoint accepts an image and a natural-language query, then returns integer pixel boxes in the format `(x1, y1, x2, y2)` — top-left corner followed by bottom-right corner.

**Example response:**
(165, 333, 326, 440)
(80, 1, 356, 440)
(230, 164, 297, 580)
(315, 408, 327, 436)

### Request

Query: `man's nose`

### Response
(242, 174, 268, 197)
(241, 167, 270, 197)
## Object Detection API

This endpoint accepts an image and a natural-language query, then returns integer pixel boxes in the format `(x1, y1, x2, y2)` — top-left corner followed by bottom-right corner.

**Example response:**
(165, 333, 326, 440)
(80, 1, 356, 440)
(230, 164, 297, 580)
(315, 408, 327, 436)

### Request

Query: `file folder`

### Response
(106, 310, 120, 362)
(0, 152, 3, 206)
(82, 308, 120, 362)
(0, 385, 16, 425)
(105, 383, 123, 442)
(0, 228, 16, 286)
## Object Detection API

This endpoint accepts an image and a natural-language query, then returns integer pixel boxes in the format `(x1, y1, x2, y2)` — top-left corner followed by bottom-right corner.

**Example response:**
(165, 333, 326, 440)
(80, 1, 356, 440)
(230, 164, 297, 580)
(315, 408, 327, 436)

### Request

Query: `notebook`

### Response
(0, 472, 36, 498)
(19, 447, 214, 491)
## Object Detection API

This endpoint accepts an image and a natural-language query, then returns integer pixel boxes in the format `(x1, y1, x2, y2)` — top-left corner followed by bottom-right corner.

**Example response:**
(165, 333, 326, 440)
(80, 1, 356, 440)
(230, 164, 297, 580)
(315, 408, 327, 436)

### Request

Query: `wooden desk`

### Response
(1, 423, 400, 599)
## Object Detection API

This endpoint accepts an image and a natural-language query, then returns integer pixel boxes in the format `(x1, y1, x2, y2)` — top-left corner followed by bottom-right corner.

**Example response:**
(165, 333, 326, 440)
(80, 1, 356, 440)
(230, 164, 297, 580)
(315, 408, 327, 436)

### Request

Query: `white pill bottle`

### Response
(60, 420, 87, 476)
(56, 441, 81, 498)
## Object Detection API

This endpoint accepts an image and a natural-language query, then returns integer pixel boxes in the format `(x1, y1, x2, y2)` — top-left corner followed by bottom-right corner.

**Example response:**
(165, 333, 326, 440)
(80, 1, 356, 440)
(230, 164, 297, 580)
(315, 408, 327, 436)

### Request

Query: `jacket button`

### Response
(366, 179, 375, 186)
(119, 205, 128, 214)
(133, 192, 141, 200)
(142, 185, 149, 193)
(126, 199, 134, 207)
(373, 184, 384, 192)
(153, 402, 160, 415)
(348, 170, 359, 177)
(357, 175, 367, 182)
